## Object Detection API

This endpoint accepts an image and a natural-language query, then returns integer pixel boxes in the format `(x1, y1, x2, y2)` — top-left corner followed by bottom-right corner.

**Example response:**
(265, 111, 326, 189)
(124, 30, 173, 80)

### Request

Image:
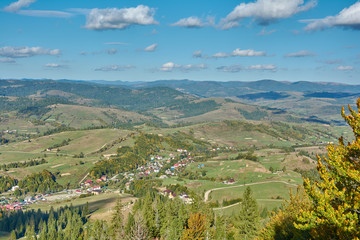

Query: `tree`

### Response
(129, 212, 149, 240)
(182, 213, 206, 240)
(234, 186, 259, 240)
(296, 98, 360, 239)
(111, 199, 124, 239)
(258, 187, 312, 240)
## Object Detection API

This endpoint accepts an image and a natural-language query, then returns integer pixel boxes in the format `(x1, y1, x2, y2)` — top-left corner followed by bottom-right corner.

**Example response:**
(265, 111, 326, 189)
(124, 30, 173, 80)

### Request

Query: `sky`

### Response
(0, 0, 359, 83)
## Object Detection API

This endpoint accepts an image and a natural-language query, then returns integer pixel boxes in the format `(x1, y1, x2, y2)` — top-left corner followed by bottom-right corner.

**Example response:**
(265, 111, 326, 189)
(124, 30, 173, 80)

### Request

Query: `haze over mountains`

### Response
(1, 78, 359, 126)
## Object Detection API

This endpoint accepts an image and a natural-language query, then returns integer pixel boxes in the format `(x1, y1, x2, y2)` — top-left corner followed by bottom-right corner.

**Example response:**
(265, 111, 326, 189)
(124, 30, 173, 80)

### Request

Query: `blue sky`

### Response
(0, 0, 359, 83)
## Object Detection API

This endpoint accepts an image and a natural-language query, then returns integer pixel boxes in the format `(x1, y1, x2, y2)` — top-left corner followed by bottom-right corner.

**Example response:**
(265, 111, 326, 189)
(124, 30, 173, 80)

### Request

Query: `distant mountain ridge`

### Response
(87, 79, 360, 97)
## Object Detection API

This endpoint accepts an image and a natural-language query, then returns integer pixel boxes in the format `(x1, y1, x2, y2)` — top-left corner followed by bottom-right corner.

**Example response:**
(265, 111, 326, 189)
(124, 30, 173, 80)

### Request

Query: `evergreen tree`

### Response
(296, 98, 360, 239)
(129, 212, 149, 240)
(111, 199, 124, 239)
(182, 213, 206, 240)
(234, 186, 259, 240)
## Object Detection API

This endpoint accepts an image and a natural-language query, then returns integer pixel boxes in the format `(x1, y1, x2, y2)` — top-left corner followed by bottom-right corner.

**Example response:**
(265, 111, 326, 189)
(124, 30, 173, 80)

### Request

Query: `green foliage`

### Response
(0, 158, 47, 171)
(233, 187, 259, 240)
(238, 108, 268, 120)
(235, 150, 259, 162)
(0, 205, 87, 239)
(0, 175, 18, 193)
(258, 188, 312, 240)
(18, 169, 62, 193)
(296, 98, 360, 239)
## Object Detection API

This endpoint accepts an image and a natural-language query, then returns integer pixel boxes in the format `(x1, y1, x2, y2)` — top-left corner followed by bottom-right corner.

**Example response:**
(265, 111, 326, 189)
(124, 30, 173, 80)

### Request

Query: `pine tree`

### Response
(129, 212, 149, 240)
(234, 186, 259, 240)
(296, 98, 360, 239)
(182, 213, 206, 240)
(111, 199, 124, 239)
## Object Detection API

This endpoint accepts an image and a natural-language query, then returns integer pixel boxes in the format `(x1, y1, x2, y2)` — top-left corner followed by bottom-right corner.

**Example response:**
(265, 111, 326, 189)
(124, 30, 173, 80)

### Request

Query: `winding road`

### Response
(204, 180, 298, 202)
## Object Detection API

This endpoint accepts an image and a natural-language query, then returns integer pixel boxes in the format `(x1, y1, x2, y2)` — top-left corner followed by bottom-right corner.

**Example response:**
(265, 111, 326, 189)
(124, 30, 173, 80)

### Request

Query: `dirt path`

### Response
(79, 173, 89, 185)
(204, 180, 298, 202)
(212, 198, 284, 210)
(51, 163, 64, 168)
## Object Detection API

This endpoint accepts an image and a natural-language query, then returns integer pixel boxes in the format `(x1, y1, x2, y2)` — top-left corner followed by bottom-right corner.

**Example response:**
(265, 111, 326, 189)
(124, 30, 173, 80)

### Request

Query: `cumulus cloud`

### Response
(44, 63, 66, 69)
(84, 5, 158, 30)
(336, 65, 354, 70)
(212, 48, 267, 58)
(302, 2, 360, 31)
(159, 62, 207, 72)
(171, 16, 215, 28)
(220, 0, 317, 29)
(144, 43, 158, 52)
(3, 0, 36, 12)
(232, 48, 267, 56)
(0, 46, 60, 58)
(95, 65, 136, 71)
(0, 57, 16, 63)
(284, 50, 316, 57)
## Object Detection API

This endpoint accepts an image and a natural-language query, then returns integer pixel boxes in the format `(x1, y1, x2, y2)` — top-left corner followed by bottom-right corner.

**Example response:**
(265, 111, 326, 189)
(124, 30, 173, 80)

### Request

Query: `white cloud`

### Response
(144, 43, 158, 52)
(302, 2, 360, 31)
(257, 28, 277, 35)
(159, 62, 207, 72)
(171, 16, 216, 28)
(193, 50, 203, 58)
(336, 65, 354, 70)
(217, 64, 243, 72)
(232, 48, 267, 56)
(95, 65, 136, 71)
(171, 16, 205, 28)
(106, 48, 118, 55)
(0, 57, 16, 63)
(212, 48, 267, 58)
(284, 50, 316, 57)
(217, 64, 276, 72)
(247, 64, 277, 71)
(44, 63, 66, 69)
(17, 10, 72, 18)
(220, 0, 317, 29)
(104, 42, 128, 45)
(194, 48, 267, 59)
(4, 0, 36, 12)
(0, 46, 60, 58)
(84, 5, 158, 30)
(324, 59, 342, 64)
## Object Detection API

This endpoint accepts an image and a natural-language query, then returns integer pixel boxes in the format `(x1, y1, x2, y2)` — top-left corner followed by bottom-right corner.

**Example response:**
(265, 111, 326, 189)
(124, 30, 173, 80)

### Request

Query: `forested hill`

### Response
(90, 79, 360, 98)
(0, 79, 195, 111)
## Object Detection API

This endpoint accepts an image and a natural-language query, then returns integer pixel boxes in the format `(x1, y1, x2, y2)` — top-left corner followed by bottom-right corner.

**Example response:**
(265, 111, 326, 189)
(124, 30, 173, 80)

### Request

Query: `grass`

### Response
(209, 182, 297, 203)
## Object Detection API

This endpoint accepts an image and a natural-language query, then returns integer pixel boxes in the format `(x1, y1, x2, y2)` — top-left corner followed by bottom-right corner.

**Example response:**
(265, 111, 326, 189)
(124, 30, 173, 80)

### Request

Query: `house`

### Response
(101, 175, 108, 181)
(92, 185, 101, 191)
(159, 175, 168, 179)
(11, 186, 19, 192)
(228, 179, 235, 184)
(84, 180, 93, 186)
(92, 189, 102, 195)
(24, 196, 35, 202)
